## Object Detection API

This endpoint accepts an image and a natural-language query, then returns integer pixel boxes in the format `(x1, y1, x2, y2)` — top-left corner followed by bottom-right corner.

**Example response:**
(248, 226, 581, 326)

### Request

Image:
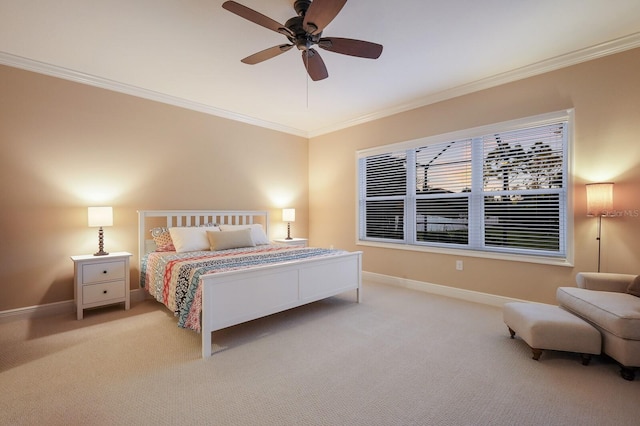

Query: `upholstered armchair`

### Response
(556, 272, 640, 380)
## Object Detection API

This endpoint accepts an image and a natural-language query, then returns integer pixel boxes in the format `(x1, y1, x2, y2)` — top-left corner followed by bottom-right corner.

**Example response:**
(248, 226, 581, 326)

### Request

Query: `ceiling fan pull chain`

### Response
(306, 53, 309, 108)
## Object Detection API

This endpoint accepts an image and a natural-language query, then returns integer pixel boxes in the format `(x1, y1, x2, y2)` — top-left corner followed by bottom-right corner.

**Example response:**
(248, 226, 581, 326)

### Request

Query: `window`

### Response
(357, 111, 572, 262)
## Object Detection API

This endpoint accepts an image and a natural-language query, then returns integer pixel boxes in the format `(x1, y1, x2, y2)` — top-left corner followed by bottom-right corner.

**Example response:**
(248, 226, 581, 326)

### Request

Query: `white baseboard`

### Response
(363, 271, 528, 307)
(2, 274, 525, 323)
(0, 289, 149, 323)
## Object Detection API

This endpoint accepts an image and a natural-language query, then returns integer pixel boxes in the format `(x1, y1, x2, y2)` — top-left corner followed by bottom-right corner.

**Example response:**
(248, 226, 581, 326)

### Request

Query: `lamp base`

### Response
(94, 227, 108, 256)
(285, 222, 292, 240)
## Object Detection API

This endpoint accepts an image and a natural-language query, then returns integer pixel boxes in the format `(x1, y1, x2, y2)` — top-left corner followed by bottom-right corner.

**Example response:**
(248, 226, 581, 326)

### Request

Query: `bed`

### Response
(138, 210, 362, 358)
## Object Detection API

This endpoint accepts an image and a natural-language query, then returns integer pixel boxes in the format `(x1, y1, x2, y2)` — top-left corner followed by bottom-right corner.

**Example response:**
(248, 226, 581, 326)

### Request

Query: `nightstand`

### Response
(71, 252, 132, 320)
(273, 238, 308, 247)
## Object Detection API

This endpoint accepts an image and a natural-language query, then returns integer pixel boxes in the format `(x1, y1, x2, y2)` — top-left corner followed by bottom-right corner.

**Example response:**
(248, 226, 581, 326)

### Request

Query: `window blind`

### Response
(360, 151, 407, 241)
(357, 112, 570, 260)
(482, 123, 565, 254)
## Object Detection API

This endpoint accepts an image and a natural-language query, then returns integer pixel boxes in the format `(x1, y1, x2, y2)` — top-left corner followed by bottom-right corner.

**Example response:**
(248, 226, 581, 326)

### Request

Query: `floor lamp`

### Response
(585, 183, 613, 272)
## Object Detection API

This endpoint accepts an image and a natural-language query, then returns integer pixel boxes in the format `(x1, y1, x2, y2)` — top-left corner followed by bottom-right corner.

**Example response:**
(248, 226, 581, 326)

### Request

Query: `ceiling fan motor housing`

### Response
(284, 15, 321, 51)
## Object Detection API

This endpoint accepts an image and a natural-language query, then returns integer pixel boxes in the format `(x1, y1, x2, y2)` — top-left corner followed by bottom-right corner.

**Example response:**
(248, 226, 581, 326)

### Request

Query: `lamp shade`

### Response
(88, 206, 113, 227)
(586, 183, 613, 217)
(282, 208, 296, 222)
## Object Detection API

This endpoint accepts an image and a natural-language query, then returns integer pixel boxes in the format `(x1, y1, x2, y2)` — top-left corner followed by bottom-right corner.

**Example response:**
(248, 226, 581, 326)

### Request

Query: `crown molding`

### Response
(2, 31, 640, 139)
(307, 32, 640, 137)
(0, 52, 309, 138)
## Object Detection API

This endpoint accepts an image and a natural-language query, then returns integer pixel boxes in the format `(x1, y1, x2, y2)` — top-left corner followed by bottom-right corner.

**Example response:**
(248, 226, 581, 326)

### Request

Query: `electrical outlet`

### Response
(456, 260, 463, 271)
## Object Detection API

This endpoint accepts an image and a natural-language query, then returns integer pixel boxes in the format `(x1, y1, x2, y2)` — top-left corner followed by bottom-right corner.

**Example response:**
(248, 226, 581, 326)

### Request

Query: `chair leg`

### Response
(580, 354, 591, 366)
(531, 348, 542, 361)
(620, 367, 636, 381)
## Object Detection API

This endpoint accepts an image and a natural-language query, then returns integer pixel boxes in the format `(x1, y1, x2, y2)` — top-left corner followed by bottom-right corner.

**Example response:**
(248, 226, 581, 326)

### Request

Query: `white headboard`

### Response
(137, 210, 270, 267)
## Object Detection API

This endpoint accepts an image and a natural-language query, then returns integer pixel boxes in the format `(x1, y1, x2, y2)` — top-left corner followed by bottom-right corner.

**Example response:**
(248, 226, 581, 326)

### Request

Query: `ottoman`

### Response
(503, 302, 601, 365)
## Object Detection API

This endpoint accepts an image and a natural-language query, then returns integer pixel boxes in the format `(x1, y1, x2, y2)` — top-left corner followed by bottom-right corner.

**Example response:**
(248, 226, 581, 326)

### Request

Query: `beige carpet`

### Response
(1, 281, 639, 426)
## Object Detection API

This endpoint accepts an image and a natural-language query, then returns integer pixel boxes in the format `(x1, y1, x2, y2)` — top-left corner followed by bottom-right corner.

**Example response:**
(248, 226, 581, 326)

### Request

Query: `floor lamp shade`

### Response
(586, 183, 613, 217)
(88, 207, 113, 256)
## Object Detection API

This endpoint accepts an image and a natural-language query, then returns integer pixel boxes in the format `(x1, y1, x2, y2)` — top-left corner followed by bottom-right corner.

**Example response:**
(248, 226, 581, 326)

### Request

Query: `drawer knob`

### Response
(103, 290, 108, 294)
(103, 270, 108, 274)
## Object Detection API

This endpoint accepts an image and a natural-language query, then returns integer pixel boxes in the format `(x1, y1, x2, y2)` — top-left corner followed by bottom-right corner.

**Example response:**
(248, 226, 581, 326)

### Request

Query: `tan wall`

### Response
(0, 65, 309, 311)
(309, 47, 640, 304)
(3, 47, 640, 312)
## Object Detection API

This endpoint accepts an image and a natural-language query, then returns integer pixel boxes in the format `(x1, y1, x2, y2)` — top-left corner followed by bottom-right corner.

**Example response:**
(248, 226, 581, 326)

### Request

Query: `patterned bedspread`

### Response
(141, 244, 346, 332)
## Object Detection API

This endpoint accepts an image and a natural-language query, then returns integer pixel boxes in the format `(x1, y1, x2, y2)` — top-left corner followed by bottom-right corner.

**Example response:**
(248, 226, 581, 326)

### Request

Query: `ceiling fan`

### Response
(222, 0, 383, 81)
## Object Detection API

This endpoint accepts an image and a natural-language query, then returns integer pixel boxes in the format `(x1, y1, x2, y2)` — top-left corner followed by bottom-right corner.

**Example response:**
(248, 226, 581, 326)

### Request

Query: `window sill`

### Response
(356, 240, 574, 267)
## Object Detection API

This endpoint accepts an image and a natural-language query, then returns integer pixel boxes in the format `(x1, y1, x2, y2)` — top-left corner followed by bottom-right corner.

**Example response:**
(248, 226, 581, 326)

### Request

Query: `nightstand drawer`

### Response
(82, 281, 126, 304)
(82, 261, 125, 284)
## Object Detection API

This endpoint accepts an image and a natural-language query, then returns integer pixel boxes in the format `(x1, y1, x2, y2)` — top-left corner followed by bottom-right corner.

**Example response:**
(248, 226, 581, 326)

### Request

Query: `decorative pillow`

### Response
(150, 227, 175, 252)
(151, 223, 219, 252)
(169, 226, 219, 253)
(627, 275, 640, 297)
(207, 229, 255, 251)
(219, 224, 269, 245)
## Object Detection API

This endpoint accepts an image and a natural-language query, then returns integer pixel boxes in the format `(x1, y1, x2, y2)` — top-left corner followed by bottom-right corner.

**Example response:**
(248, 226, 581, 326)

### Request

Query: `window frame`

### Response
(355, 110, 574, 266)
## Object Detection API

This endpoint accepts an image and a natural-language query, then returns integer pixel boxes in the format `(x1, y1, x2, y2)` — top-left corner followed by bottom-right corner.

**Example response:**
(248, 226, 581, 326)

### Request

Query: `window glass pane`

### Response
(484, 193, 561, 251)
(416, 140, 472, 193)
(416, 197, 469, 244)
(365, 153, 407, 197)
(483, 123, 564, 192)
(365, 200, 404, 240)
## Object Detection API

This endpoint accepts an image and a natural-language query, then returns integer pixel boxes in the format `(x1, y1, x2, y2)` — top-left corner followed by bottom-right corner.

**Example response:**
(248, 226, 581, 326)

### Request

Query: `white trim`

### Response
(2, 33, 639, 138)
(0, 289, 147, 324)
(357, 240, 574, 267)
(1, 274, 540, 323)
(356, 110, 574, 266)
(363, 271, 531, 307)
(0, 299, 74, 323)
(0, 52, 308, 138)
(309, 32, 640, 137)
(357, 109, 572, 157)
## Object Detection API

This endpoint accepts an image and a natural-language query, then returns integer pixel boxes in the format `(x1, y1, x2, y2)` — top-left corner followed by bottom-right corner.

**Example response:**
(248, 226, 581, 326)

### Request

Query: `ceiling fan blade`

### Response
(303, 0, 347, 34)
(318, 37, 383, 59)
(241, 44, 293, 65)
(302, 48, 328, 81)
(222, 1, 291, 36)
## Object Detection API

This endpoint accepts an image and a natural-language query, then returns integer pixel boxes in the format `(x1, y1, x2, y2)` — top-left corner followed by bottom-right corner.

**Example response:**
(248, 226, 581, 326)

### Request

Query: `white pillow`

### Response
(169, 226, 219, 252)
(219, 224, 269, 245)
(207, 229, 255, 251)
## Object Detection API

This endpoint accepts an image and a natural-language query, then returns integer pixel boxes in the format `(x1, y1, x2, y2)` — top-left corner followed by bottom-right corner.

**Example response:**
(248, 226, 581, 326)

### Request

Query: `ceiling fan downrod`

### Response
(294, 0, 312, 17)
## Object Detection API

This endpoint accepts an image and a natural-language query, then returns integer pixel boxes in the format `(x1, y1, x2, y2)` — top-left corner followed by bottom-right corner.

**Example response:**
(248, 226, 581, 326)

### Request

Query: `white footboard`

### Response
(200, 251, 362, 358)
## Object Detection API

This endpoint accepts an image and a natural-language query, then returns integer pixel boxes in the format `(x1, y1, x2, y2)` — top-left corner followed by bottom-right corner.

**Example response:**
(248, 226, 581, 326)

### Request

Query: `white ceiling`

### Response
(1, 0, 640, 137)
